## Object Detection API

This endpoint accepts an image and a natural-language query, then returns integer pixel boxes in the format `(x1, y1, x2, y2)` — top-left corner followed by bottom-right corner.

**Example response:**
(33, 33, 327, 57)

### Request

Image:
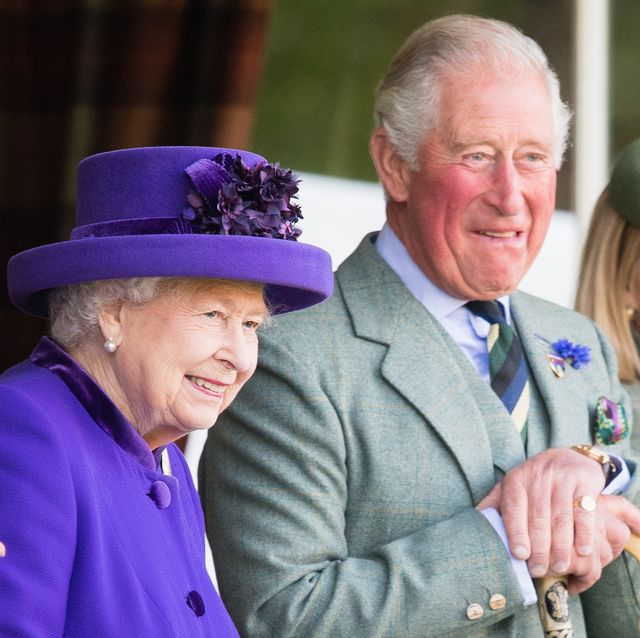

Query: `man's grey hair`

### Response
(373, 14, 571, 170)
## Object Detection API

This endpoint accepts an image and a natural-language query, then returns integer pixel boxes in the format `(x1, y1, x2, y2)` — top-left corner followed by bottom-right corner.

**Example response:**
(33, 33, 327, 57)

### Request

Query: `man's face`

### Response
(388, 70, 557, 300)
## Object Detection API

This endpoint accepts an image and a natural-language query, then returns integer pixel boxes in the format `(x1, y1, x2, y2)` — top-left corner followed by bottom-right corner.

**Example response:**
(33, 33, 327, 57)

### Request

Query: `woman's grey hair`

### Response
(49, 277, 272, 349)
(49, 278, 163, 349)
(373, 14, 571, 170)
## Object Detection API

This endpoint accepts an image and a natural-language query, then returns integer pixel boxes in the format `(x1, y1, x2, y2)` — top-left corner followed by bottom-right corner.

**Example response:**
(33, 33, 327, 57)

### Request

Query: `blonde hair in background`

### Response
(575, 188, 640, 382)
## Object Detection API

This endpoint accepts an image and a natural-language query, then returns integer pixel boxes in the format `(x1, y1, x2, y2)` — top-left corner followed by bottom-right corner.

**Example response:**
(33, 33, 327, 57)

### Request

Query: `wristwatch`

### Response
(571, 443, 619, 485)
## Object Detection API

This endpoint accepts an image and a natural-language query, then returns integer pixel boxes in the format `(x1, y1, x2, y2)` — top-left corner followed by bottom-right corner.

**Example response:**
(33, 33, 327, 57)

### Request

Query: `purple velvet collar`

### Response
(30, 337, 162, 471)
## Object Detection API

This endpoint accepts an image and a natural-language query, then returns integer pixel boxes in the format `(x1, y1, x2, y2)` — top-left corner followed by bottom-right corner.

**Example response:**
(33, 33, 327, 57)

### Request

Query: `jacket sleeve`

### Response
(0, 384, 76, 637)
(199, 332, 530, 638)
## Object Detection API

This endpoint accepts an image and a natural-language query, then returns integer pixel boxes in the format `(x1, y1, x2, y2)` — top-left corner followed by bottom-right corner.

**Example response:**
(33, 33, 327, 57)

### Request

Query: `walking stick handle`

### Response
(536, 575, 573, 637)
(623, 531, 640, 561)
(536, 532, 640, 637)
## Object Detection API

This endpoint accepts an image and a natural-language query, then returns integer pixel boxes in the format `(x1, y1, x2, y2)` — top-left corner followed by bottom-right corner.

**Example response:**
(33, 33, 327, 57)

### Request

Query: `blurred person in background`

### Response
(576, 138, 640, 450)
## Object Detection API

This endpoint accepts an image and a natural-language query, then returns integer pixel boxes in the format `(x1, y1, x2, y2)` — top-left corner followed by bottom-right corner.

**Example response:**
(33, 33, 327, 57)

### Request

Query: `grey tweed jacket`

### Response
(200, 233, 640, 637)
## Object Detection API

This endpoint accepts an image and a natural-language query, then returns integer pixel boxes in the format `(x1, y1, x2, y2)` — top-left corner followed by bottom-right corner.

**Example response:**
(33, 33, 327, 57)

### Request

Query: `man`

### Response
(200, 15, 640, 637)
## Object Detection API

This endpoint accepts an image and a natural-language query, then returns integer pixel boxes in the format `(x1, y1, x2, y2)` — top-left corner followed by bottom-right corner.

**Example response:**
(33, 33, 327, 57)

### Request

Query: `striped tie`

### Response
(465, 300, 530, 441)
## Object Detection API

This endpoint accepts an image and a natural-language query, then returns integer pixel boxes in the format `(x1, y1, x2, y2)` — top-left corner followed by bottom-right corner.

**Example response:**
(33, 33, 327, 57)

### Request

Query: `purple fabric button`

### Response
(186, 590, 205, 617)
(148, 480, 171, 509)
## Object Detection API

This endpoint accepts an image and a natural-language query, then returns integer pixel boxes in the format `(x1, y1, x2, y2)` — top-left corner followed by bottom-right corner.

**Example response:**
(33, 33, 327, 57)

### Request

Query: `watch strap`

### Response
(570, 443, 619, 485)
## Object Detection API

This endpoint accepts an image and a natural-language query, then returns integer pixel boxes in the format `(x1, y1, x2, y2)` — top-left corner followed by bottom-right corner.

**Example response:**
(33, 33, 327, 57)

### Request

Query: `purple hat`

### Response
(8, 146, 333, 317)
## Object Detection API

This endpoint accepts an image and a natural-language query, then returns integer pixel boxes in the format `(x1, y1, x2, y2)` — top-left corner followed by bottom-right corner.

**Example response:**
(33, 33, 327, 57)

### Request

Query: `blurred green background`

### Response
(252, 0, 640, 212)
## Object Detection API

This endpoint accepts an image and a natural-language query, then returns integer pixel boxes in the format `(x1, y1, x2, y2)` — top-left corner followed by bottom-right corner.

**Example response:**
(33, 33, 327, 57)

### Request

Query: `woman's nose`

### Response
(214, 324, 258, 373)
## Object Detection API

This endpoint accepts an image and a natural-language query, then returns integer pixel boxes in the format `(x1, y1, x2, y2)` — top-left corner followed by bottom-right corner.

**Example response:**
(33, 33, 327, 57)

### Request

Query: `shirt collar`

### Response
(375, 222, 511, 322)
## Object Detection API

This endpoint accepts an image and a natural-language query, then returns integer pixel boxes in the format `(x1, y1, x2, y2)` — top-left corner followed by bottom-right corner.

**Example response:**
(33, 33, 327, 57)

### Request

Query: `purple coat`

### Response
(0, 338, 239, 637)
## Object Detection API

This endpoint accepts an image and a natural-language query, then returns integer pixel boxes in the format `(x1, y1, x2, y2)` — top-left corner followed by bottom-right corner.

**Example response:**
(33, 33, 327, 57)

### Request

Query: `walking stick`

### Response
(536, 533, 640, 637)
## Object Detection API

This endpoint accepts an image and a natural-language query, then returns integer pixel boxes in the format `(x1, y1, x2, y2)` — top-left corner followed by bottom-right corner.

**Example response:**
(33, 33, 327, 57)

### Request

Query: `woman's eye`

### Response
(243, 320, 260, 331)
(204, 310, 223, 319)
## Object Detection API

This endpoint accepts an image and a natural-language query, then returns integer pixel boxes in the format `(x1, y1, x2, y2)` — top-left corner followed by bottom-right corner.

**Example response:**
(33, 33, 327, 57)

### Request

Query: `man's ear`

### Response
(369, 128, 412, 203)
(98, 303, 124, 347)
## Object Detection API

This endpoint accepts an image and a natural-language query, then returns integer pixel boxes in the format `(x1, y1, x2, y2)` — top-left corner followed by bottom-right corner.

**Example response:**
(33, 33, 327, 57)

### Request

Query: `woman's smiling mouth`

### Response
(186, 375, 228, 394)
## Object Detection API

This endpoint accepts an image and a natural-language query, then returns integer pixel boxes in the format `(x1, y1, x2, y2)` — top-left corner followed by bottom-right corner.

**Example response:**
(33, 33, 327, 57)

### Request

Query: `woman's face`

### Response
(106, 279, 267, 448)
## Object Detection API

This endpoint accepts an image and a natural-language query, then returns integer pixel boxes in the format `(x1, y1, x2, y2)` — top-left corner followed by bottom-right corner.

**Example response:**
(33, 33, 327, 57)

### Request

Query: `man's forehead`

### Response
(434, 72, 555, 146)
(446, 132, 555, 152)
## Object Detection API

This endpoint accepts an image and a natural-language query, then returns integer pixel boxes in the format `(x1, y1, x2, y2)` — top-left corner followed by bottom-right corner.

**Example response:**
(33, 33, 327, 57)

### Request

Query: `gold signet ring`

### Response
(574, 495, 596, 512)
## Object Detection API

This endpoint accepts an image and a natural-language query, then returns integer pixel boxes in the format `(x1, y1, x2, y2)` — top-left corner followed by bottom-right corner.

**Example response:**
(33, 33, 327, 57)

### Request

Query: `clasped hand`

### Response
(477, 448, 640, 594)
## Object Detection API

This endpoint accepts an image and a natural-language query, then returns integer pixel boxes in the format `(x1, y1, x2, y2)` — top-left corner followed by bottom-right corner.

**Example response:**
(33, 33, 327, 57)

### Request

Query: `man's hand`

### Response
(477, 448, 640, 592)
(563, 494, 640, 593)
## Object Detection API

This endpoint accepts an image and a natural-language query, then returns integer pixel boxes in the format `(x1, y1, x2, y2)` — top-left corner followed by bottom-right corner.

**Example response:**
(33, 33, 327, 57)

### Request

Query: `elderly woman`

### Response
(0, 147, 332, 636)
(575, 138, 640, 449)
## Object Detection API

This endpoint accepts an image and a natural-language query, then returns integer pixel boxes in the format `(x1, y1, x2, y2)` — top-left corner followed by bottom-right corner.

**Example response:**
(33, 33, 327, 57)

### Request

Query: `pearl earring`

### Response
(627, 308, 635, 319)
(103, 337, 117, 353)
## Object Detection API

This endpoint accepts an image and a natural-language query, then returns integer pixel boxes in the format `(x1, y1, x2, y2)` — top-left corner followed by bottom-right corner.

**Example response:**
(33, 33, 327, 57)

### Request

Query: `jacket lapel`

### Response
(511, 291, 593, 450)
(380, 310, 525, 497)
(337, 235, 524, 502)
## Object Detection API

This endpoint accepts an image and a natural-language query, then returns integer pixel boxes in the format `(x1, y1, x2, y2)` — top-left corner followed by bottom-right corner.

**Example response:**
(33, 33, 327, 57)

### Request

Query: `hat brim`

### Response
(8, 234, 333, 318)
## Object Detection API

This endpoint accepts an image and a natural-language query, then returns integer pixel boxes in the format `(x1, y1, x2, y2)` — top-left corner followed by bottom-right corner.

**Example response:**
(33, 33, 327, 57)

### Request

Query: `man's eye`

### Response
(517, 152, 549, 169)
(465, 152, 491, 163)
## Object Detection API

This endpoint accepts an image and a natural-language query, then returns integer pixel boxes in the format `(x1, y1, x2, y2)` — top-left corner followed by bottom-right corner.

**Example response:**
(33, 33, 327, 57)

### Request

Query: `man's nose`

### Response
(485, 160, 525, 215)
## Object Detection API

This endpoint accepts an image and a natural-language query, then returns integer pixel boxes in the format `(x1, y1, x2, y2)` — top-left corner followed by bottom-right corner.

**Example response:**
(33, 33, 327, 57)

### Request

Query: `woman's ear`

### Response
(369, 128, 412, 203)
(625, 259, 640, 313)
(624, 288, 636, 313)
(98, 303, 124, 346)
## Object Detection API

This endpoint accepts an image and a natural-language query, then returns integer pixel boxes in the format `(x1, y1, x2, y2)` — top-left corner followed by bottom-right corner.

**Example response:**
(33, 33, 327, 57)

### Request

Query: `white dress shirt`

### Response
(375, 222, 511, 382)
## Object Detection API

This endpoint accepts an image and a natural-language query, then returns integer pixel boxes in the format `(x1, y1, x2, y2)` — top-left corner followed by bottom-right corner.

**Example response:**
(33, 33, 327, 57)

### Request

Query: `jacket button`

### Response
(466, 603, 484, 620)
(149, 480, 171, 509)
(186, 590, 205, 616)
(489, 593, 506, 610)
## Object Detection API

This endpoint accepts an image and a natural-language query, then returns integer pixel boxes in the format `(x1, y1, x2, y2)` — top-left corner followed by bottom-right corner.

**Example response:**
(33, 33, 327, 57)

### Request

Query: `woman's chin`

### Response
(188, 407, 222, 432)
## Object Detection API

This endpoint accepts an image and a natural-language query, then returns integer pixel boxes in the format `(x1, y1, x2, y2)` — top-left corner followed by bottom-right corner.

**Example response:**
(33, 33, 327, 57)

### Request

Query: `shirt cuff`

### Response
(603, 454, 630, 495)
(480, 507, 537, 606)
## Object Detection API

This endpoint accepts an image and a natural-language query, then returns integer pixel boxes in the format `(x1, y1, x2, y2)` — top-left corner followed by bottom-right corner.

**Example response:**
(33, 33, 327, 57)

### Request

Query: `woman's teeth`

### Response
(188, 376, 225, 392)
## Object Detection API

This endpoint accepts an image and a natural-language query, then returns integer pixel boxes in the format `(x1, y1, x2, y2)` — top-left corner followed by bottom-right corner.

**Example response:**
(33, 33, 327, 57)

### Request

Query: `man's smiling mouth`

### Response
(480, 231, 519, 238)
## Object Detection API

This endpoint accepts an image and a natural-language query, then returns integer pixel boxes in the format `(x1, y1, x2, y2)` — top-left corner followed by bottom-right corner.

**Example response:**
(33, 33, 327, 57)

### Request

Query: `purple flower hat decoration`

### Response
(183, 153, 303, 240)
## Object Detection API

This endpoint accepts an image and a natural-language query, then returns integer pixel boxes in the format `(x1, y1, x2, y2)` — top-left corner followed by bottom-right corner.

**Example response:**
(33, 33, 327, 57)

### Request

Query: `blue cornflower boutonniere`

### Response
(594, 396, 629, 445)
(552, 338, 591, 369)
(535, 335, 592, 378)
